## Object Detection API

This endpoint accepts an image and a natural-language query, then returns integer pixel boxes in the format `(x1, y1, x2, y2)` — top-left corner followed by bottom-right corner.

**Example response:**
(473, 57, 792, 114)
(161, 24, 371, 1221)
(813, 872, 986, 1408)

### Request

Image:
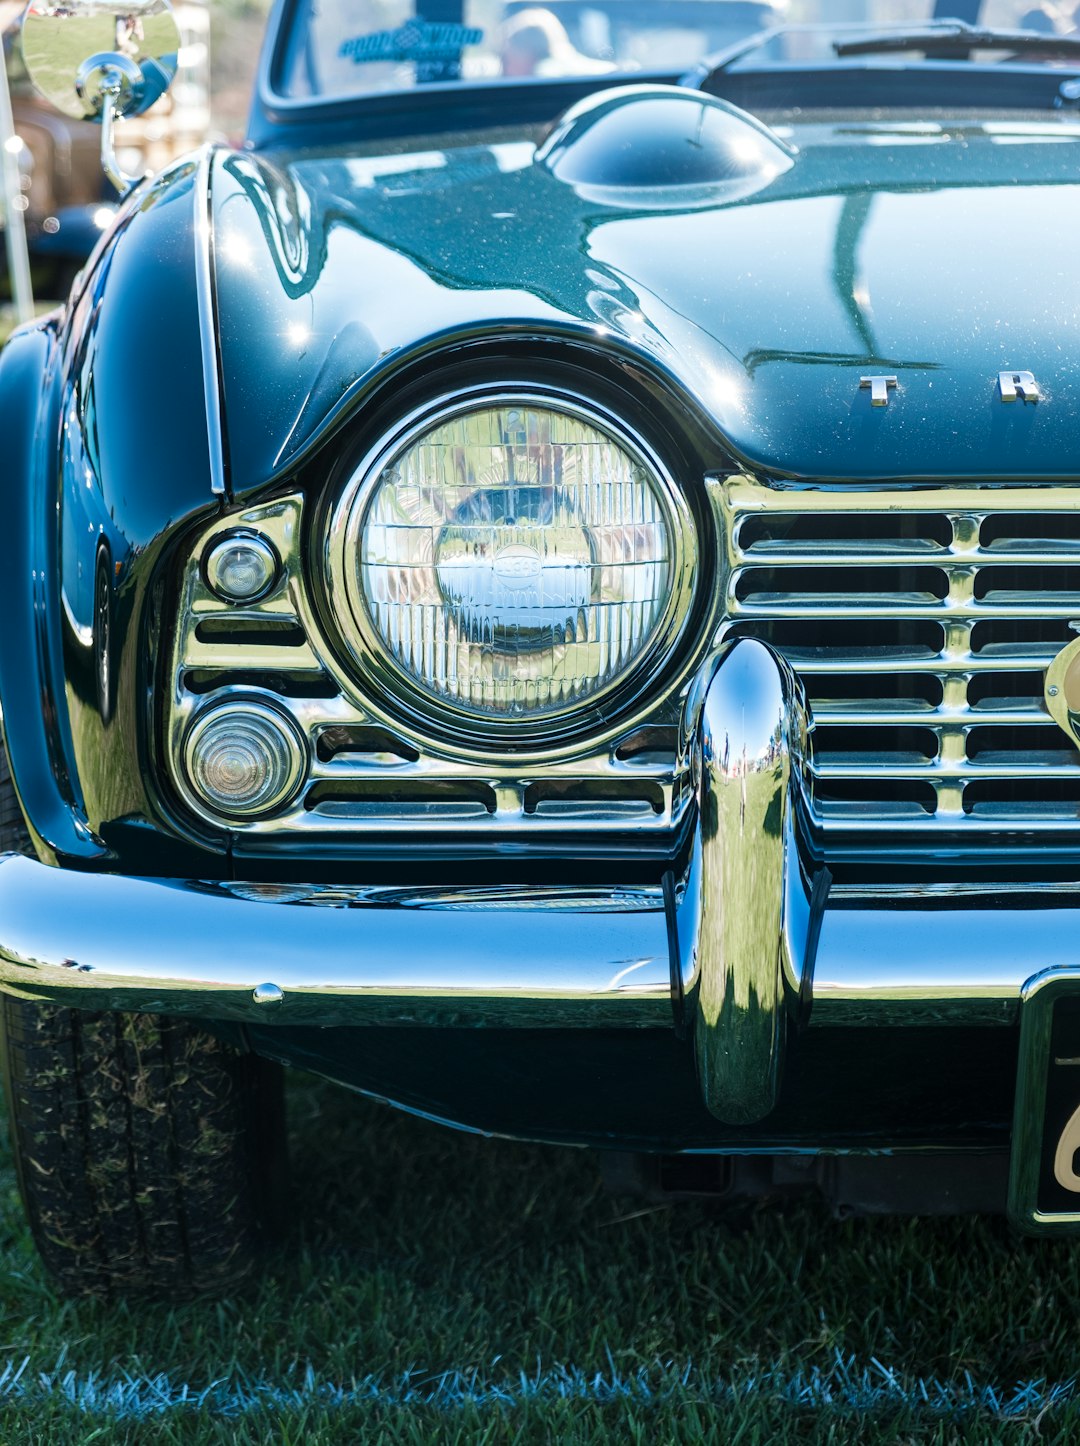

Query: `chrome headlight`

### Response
(326, 392, 696, 730)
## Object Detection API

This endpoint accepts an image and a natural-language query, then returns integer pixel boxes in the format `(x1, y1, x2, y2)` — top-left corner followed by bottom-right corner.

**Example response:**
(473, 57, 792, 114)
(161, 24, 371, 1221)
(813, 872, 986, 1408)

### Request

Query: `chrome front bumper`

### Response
(0, 640, 1069, 1124)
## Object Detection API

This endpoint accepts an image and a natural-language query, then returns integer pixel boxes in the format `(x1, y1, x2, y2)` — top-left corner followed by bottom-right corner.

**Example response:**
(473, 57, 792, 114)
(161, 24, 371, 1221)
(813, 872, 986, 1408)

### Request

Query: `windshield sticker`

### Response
(339, 20, 484, 65)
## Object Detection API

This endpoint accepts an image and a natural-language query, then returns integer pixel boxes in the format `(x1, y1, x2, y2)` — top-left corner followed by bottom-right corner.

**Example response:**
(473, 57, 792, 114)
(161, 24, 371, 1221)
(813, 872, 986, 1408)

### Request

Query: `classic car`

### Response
(3, 0, 1080, 1297)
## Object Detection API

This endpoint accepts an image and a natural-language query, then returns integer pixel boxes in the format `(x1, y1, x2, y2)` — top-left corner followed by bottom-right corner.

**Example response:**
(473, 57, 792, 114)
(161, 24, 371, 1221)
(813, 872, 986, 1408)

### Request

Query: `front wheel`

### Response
(0, 740, 286, 1298)
(0, 996, 286, 1298)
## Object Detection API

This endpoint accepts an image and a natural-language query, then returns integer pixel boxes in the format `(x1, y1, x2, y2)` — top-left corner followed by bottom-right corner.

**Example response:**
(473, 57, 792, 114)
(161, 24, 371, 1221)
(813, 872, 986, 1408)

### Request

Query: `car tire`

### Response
(0, 741, 287, 1298)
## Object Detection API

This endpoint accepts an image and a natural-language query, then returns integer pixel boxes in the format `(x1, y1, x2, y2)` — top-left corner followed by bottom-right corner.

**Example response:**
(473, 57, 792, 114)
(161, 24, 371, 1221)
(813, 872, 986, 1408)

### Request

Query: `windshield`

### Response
(277, 0, 1080, 99)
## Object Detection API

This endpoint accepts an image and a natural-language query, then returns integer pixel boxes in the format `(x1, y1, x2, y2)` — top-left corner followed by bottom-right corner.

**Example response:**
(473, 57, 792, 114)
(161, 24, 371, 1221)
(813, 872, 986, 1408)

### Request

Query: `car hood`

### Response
(212, 104, 1080, 492)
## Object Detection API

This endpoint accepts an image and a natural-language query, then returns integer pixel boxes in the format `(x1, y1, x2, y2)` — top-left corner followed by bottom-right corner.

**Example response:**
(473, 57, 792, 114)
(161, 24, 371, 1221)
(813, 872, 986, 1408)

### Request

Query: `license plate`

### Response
(1009, 970, 1080, 1232)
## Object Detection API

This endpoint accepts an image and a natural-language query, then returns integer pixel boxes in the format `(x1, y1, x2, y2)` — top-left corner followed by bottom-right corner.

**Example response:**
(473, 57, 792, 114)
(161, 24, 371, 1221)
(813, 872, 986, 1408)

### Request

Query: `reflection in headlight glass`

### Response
(357, 404, 674, 717)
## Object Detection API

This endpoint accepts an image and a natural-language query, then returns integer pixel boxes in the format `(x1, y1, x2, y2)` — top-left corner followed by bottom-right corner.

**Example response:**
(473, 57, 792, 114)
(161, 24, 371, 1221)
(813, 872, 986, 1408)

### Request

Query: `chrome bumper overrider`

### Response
(0, 639, 1071, 1124)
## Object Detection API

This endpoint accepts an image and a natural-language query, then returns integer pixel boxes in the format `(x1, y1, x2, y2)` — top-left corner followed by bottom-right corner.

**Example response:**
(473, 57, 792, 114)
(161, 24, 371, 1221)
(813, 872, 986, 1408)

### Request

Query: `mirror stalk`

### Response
(97, 69, 144, 195)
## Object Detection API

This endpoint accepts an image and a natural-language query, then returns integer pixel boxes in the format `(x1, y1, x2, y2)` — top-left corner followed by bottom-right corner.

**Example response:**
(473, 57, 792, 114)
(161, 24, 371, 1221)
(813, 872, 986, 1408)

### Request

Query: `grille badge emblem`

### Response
(1045, 633, 1080, 748)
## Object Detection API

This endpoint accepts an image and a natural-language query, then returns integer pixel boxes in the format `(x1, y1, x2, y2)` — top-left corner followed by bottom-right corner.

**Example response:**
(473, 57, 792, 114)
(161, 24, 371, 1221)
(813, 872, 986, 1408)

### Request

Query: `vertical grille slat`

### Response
(721, 480, 1080, 834)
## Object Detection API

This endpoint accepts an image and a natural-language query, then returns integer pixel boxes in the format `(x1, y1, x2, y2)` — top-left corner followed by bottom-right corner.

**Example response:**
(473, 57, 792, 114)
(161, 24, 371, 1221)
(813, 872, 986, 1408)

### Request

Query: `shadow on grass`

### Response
(0, 1070, 1075, 1440)
(1, 1072, 1079, 1441)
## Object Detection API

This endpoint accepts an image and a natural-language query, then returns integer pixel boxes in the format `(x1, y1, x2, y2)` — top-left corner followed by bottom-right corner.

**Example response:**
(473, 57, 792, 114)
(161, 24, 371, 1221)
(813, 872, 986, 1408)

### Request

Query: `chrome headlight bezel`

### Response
(323, 385, 699, 747)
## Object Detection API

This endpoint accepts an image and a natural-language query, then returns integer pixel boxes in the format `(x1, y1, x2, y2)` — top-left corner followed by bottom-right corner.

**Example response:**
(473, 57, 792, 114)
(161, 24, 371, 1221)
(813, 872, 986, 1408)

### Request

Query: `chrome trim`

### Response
(719, 474, 1080, 835)
(164, 490, 717, 838)
(22, 529, 1075, 1047)
(0, 856, 673, 1029)
(1044, 632, 1080, 745)
(93, 63, 146, 194)
(677, 638, 809, 1124)
(810, 906, 1046, 1027)
(194, 146, 227, 498)
(831, 880, 1080, 900)
(0, 849, 1072, 1031)
(324, 386, 700, 747)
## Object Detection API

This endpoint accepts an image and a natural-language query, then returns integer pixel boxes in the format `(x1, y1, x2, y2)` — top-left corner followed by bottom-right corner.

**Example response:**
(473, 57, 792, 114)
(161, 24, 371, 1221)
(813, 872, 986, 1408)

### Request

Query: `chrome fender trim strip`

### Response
(194, 145, 227, 498)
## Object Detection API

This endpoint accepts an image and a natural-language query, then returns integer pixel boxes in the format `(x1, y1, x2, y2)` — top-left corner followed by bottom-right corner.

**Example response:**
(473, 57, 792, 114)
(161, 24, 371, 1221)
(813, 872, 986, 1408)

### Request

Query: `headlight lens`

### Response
(184, 701, 307, 817)
(330, 396, 693, 725)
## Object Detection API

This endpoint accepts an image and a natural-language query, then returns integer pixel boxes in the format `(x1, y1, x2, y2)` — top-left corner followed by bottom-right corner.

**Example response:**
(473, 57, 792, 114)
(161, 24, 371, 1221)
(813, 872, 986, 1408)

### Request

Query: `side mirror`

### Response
(21, 1, 180, 193)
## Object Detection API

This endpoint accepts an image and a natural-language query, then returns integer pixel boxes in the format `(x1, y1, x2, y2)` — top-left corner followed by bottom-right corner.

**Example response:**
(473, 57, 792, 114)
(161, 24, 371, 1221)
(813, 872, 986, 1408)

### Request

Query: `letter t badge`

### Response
(859, 375, 899, 407)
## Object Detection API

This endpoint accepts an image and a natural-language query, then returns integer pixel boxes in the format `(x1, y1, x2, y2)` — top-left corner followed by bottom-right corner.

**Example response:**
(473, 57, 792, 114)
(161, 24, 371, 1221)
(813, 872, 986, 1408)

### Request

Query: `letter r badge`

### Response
(999, 370, 1040, 403)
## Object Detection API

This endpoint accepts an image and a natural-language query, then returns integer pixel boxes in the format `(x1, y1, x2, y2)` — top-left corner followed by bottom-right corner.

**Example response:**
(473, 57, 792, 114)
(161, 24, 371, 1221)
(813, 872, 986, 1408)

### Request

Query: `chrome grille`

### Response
(165, 495, 685, 839)
(720, 477, 1080, 833)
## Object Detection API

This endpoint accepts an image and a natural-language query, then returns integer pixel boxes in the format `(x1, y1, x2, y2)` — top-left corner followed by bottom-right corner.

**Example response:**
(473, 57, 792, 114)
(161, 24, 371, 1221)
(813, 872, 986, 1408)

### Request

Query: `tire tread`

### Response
(0, 739, 282, 1298)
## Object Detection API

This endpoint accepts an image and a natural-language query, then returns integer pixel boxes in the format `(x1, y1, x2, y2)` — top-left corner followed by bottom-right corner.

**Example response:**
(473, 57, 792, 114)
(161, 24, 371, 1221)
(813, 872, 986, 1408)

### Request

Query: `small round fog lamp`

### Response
(184, 701, 306, 817)
(205, 533, 279, 603)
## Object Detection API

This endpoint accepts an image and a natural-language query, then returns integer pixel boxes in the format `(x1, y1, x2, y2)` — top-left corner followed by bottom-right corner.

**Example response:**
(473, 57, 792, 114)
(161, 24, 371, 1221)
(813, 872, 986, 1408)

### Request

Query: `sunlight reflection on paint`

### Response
(710, 376, 746, 416)
(219, 232, 254, 268)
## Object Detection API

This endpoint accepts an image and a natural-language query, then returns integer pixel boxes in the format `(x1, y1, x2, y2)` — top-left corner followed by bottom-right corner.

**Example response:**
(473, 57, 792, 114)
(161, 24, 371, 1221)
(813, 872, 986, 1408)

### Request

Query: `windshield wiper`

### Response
(834, 21, 1080, 60)
(682, 18, 1080, 99)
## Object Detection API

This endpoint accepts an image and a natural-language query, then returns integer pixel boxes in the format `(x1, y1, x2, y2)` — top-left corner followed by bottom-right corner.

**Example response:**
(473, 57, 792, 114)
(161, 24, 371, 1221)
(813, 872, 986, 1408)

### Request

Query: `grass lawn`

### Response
(0, 1068, 1079, 1443)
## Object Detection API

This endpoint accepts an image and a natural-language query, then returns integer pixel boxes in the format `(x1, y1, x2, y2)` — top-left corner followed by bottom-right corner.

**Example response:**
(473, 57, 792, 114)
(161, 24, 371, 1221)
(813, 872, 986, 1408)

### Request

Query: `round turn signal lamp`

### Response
(184, 701, 306, 818)
(205, 533, 279, 603)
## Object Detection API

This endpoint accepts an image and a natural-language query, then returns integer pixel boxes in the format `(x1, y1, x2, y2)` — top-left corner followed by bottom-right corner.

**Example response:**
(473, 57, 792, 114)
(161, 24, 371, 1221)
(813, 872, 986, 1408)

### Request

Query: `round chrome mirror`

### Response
(21, 1, 180, 122)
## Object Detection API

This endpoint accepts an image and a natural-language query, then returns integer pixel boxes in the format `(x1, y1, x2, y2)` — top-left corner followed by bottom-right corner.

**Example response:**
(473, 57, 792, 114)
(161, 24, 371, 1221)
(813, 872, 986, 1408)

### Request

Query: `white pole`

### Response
(0, 16, 33, 324)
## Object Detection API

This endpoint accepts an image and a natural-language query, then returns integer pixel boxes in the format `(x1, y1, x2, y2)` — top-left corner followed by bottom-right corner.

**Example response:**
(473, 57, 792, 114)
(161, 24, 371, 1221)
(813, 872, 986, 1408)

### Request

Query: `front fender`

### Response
(53, 154, 233, 874)
(0, 314, 102, 866)
(1, 155, 237, 875)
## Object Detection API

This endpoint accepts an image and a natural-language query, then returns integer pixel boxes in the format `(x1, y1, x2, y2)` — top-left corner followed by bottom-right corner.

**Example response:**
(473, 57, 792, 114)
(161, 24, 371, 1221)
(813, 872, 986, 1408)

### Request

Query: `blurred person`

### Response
(1019, 6, 1056, 31)
(500, 8, 614, 77)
